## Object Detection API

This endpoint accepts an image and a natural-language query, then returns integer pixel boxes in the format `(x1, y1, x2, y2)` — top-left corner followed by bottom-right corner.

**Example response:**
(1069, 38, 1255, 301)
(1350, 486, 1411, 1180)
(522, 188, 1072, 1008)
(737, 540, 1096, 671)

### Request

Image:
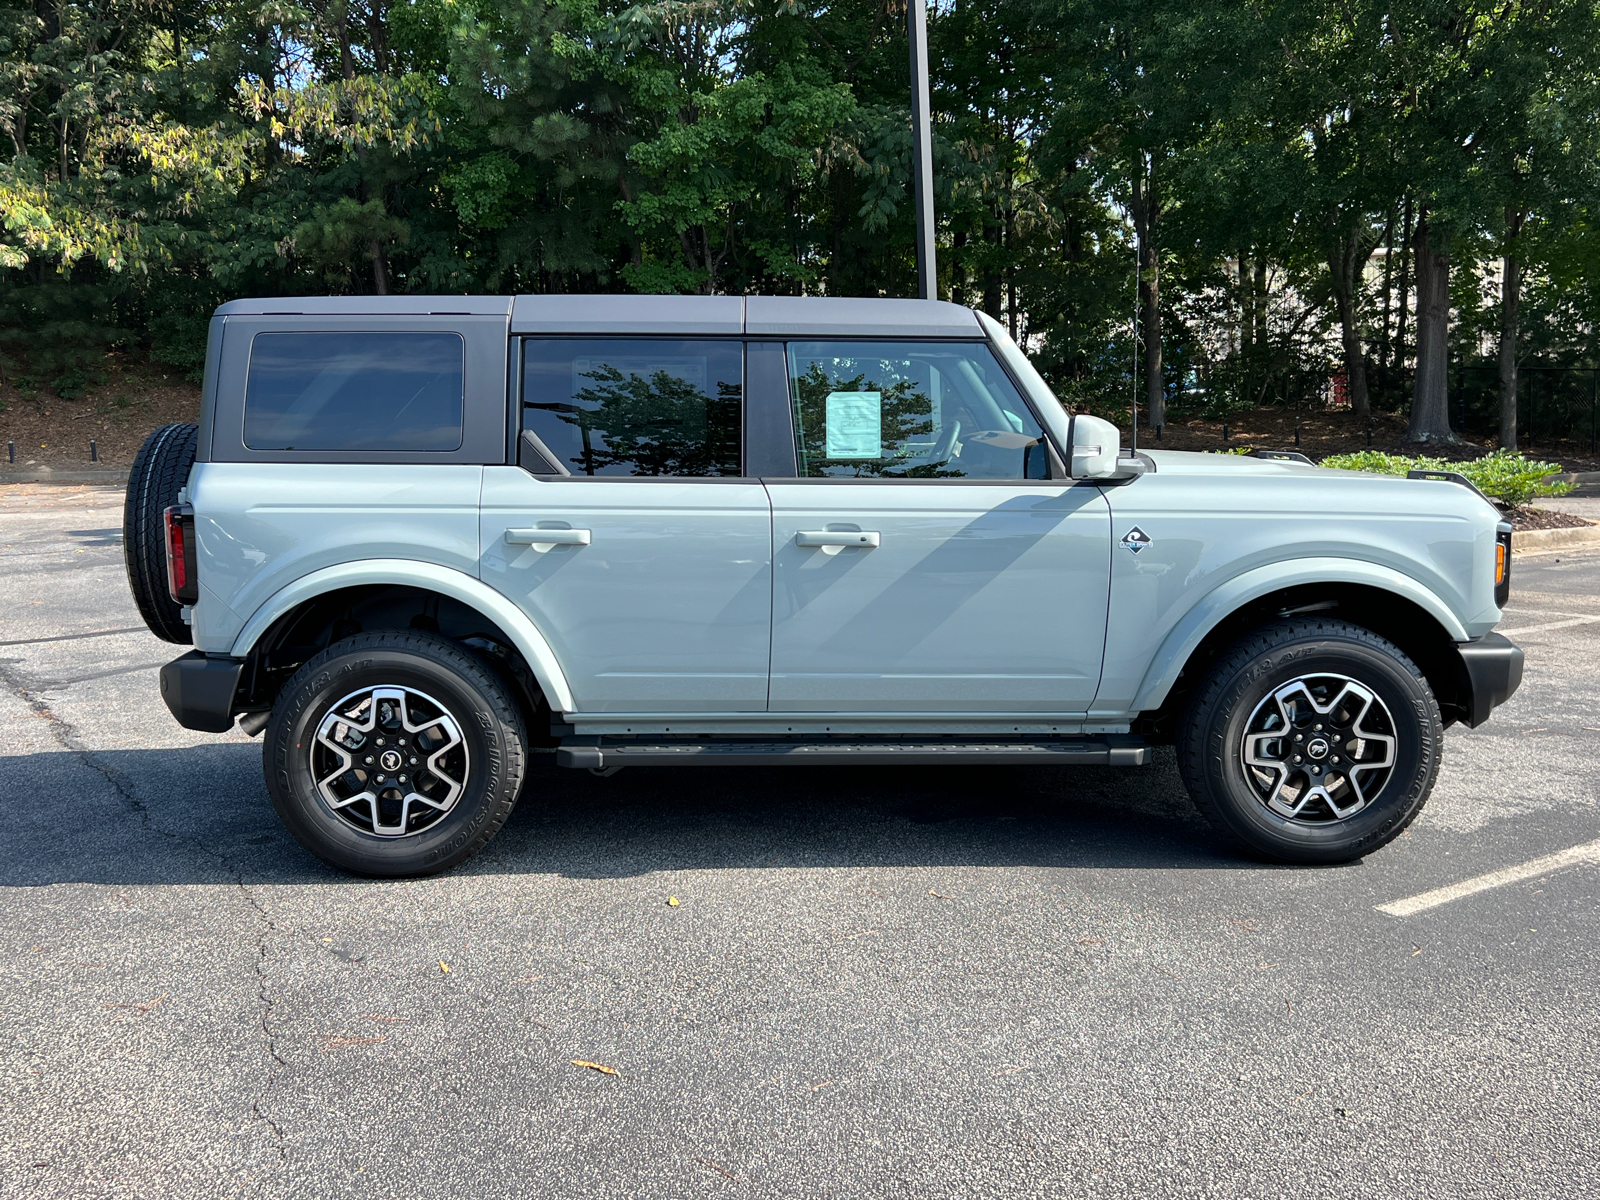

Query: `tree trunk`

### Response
(1327, 225, 1371, 420)
(1407, 214, 1456, 444)
(981, 206, 1002, 319)
(1131, 161, 1164, 429)
(1497, 208, 1525, 450)
(370, 240, 389, 295)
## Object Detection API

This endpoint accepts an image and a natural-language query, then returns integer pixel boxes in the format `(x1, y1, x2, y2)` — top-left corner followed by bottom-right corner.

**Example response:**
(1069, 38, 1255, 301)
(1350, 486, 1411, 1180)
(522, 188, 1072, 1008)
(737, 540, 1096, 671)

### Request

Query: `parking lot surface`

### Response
(2, 484, 1597, 1200)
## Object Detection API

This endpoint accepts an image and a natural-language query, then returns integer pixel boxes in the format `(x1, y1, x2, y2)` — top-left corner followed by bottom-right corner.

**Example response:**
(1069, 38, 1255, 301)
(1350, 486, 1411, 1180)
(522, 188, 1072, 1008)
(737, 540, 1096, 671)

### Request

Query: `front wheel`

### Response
(264, 631, 528, 877)
(1177, 619, 1442, 864)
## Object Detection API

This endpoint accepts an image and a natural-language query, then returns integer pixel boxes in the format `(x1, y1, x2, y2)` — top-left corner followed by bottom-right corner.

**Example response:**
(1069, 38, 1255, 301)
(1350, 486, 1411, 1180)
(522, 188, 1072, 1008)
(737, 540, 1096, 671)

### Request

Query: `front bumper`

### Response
(1456, 632, 1524, 728)
(160, 651, 244, 733)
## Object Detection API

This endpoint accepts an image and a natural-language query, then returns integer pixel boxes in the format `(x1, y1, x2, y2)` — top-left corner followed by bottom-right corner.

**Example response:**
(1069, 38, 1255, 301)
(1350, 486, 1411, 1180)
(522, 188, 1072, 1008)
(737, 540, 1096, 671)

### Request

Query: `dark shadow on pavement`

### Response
(0, 742, 1273, 889)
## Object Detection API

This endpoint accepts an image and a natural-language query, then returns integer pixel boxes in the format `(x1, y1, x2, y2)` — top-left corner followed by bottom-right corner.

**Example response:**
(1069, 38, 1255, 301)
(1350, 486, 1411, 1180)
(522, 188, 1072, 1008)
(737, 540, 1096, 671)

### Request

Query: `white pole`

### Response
(908, 0, 937, 300)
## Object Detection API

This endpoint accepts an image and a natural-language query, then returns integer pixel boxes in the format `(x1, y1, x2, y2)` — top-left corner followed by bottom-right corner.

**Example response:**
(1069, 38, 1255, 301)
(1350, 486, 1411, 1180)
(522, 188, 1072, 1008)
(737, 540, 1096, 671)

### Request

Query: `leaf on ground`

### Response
(928, 889, 952, 900)
(102, 991, 167, 1014)
(691, 1156, 743, 1182)
(438, 960, 450, 974)
(667, 896, 680, 907)
(572, 1059, 618, 1075)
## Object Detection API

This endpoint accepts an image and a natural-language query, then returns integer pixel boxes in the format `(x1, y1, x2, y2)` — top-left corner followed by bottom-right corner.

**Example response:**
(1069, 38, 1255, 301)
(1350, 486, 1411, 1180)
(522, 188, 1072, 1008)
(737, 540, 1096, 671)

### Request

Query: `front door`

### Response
(766, 339, 1112, 713)
(481, 338, 772, 713)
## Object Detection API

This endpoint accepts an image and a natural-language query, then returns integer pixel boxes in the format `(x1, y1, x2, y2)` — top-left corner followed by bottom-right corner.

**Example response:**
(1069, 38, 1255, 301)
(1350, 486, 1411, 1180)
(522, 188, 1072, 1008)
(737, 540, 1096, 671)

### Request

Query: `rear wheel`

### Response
(1177, 619, 1441, 864)
(264, 631, 528, 877)
(123, 422, 199, 644)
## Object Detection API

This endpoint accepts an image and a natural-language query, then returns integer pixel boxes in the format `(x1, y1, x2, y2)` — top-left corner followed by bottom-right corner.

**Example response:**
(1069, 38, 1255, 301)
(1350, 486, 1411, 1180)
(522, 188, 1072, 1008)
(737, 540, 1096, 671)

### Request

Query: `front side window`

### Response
(244, 332, 464, 452)
(522, 339, 742, 477)
(788, 341, 1048, 479)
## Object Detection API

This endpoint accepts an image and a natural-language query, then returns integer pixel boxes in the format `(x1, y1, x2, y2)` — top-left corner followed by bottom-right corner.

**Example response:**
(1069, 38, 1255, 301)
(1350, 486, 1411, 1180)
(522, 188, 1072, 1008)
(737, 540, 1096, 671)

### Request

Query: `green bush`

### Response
(1321, 449, 1574, 507)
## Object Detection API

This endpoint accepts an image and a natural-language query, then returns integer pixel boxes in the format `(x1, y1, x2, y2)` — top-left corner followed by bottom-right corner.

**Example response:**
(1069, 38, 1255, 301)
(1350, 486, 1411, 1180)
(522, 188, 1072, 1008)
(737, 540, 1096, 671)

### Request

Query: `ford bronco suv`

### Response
(124, 295, 1522, 877)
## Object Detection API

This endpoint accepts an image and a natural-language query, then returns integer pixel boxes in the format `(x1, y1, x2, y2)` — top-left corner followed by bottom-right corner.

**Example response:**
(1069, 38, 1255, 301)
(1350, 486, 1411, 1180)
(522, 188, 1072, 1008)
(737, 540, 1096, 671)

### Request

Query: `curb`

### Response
(1544, 471, 1600, 486)
(1512, 524, 1600, 553)
(0, 469, 129, 486)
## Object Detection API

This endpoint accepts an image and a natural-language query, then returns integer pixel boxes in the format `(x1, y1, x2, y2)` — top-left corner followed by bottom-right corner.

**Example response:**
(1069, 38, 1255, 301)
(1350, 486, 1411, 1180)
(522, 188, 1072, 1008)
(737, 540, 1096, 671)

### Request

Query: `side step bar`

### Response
(556, 735, 1149, 770)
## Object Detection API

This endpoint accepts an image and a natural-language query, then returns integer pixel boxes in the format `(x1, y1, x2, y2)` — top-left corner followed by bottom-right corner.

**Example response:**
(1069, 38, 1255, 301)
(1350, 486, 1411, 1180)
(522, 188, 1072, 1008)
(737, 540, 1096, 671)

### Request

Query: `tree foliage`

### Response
(2, 0, 1597, 442)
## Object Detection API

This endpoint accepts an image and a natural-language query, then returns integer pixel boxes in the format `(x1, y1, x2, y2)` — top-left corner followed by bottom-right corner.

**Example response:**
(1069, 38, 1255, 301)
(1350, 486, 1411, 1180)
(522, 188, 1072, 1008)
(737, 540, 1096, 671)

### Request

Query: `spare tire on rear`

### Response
(124, 423, 199, 644)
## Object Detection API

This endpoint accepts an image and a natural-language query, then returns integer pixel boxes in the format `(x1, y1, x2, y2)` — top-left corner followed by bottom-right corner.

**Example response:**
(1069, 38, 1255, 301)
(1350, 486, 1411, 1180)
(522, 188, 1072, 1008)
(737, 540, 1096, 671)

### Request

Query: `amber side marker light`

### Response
(1495, 541, 1508, 586)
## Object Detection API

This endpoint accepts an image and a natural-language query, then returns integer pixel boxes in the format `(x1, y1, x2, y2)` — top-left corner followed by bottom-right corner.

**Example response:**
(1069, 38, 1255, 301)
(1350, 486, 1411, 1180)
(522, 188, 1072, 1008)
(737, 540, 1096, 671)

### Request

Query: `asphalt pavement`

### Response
(2, 484, 1597, 1200)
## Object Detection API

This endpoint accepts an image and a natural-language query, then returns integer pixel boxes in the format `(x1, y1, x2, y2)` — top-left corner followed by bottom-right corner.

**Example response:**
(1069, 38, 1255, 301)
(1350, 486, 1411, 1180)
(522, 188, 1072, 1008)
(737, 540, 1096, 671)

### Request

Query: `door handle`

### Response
(505, 528, 591, 546)
(795, 531, 880, 549)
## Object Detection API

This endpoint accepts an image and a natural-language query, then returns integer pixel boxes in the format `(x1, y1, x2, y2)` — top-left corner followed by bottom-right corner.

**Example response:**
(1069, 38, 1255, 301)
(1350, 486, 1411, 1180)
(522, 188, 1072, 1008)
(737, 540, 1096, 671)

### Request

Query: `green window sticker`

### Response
(825, 391, 882, 459)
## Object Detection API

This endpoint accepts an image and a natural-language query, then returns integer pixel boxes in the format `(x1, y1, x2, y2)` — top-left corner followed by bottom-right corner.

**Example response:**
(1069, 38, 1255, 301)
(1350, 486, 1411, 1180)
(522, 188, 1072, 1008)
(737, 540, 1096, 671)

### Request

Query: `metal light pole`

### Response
(908, 0, 937, 300)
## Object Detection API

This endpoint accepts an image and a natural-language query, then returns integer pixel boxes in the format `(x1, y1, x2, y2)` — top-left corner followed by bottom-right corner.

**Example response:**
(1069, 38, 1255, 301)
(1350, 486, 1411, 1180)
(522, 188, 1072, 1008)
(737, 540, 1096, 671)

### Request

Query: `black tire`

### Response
(123, 422, 199, 644)
(264, 631, 528, 877)
(1177, 619, 1442, 864)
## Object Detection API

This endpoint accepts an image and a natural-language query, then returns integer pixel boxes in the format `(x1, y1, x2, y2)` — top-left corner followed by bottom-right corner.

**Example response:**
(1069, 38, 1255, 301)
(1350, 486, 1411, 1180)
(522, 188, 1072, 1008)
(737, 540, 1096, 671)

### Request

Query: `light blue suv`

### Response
(123, 295, 1522, 876)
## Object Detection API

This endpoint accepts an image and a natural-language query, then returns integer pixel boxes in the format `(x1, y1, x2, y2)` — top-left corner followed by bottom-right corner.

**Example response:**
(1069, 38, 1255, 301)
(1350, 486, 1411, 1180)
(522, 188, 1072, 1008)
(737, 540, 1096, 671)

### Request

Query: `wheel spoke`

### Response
(1240, 671, 1397, 825)
(308, 684, 470, 839)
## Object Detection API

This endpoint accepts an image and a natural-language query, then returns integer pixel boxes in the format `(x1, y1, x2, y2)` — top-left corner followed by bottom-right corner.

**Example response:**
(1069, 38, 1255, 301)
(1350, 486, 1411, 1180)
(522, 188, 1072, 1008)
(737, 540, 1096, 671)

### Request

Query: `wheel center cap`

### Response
(380, 750, 403, 772)
(1305, 737, 1331, 760)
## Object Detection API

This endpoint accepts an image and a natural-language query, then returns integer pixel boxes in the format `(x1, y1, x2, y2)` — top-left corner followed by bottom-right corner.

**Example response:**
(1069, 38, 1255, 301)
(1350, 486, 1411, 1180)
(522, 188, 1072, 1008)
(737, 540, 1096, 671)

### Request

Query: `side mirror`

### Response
(1067, 414, 1121, 479)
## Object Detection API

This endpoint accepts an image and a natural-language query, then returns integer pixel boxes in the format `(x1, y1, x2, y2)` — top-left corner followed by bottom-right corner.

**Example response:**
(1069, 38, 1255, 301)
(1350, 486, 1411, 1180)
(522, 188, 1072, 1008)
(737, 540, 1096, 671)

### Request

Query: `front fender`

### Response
(1127, 557, 1470, 713)
(229, 558, 576, 713)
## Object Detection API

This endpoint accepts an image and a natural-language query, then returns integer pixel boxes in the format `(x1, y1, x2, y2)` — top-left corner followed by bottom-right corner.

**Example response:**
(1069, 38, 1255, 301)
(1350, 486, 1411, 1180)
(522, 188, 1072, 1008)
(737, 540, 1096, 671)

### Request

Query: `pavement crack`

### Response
(0, 659, 155, 829)
(0, 661, 290, 1170)
(243, 884, 291, 1167)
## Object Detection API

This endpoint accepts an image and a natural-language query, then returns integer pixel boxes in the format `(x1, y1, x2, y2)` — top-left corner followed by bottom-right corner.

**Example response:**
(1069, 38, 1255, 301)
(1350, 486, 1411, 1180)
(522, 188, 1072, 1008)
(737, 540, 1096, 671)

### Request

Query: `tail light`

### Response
(164, 504, 198, 605)
(1494, 524, 1512, 608)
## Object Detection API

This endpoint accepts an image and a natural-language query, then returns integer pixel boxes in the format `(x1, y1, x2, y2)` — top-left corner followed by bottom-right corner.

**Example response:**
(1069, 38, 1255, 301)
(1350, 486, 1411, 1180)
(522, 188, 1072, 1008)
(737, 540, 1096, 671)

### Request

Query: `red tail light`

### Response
(164, 504, 197, 604)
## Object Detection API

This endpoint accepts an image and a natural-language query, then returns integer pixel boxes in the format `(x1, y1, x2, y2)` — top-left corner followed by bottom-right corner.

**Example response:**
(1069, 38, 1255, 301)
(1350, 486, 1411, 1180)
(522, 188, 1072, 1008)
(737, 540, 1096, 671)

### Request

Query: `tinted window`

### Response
(788, 341, 1048, 479)
(244, 332, 464, 452)
(522, 339, 741, 477)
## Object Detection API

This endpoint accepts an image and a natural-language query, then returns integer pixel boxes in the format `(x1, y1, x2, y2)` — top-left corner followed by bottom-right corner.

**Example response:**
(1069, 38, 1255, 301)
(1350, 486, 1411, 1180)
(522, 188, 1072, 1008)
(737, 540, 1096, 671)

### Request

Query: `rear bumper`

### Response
(1456, 632, 1524, 728)
(159, 651, 244, 733)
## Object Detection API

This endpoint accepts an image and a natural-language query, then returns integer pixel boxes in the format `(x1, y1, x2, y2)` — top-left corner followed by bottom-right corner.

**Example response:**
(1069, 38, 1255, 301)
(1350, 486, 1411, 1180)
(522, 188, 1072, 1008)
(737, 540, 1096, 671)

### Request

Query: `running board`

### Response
(556, 735, 1149, 770)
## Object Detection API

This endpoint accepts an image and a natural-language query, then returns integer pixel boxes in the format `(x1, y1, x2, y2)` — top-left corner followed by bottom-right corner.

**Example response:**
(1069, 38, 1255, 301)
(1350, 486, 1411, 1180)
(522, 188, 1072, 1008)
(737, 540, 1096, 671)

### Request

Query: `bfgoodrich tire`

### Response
(1177, 619, 1442, 864)
(264, 631, 528, 877)
(123, 422, 199, 644)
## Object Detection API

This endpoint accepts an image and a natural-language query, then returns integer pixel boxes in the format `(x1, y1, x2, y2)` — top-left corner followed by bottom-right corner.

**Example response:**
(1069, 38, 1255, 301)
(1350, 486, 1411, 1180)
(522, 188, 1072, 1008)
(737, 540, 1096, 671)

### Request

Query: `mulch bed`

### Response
(1508, 506, 1595, 531)
(0, 358, 200, 473)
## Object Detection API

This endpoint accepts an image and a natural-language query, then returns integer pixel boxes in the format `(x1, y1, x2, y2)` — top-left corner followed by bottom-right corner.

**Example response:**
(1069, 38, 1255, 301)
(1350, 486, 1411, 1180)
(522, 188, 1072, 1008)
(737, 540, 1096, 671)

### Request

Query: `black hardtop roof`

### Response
(213, 294, 985, 338)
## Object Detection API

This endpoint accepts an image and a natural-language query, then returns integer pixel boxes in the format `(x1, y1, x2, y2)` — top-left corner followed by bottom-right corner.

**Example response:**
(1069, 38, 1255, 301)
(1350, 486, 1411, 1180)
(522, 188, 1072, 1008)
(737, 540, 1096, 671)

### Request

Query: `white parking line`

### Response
(1376, 839, 1600, 917)
(1496, 614, 1600, 637)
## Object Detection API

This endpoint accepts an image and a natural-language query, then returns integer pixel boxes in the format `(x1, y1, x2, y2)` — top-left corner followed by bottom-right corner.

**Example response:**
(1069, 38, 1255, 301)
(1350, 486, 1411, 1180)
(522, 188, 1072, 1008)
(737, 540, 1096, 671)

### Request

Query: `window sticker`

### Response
(825, 391, 882, 459)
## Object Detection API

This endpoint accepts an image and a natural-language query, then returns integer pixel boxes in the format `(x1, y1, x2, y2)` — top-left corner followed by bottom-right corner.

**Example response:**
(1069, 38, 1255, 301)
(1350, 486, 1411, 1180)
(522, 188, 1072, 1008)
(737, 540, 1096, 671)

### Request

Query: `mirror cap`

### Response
(1068, 414, 1122, 479)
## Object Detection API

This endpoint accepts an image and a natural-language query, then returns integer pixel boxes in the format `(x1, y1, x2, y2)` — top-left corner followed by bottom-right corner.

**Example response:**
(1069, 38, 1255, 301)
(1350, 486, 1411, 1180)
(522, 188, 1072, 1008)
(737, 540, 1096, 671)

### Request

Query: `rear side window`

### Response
(522, 339, 741, 476)
(244, 332, 465, 452)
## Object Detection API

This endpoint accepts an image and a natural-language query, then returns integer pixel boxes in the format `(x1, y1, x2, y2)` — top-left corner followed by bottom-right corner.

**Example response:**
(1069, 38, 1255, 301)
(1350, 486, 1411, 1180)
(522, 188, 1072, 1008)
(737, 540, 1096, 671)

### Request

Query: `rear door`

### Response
(765, 339, 1112, 713)
(480, 337, 772, 714)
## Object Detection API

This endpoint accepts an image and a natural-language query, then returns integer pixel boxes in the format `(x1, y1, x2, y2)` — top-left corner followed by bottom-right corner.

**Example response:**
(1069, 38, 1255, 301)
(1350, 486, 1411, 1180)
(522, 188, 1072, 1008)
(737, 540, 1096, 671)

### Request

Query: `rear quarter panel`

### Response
(187, 463, 483, 653)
